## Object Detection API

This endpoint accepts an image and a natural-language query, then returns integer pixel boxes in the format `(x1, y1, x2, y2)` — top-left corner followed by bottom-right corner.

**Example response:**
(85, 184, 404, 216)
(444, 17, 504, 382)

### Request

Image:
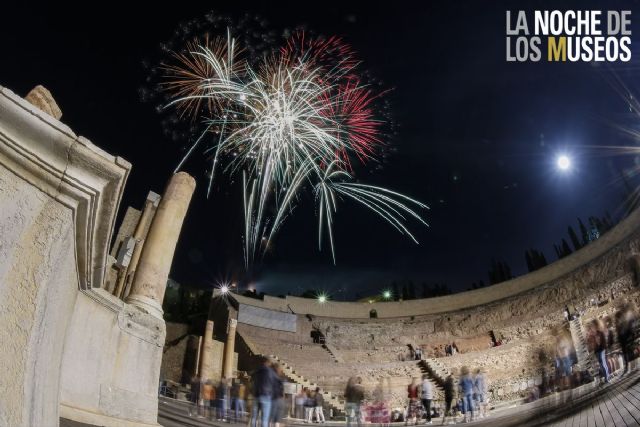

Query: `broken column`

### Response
(199, 320, 215, 380)
(113, 191, 161, 299)
(223, 318, 238, 379)
(126, 172, 196, 318)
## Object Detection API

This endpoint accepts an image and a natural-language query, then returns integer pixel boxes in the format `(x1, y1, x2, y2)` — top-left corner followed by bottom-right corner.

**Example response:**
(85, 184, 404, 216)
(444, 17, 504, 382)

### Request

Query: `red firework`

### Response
(281, 30, 359, 78)
(281, 31, 386, 169)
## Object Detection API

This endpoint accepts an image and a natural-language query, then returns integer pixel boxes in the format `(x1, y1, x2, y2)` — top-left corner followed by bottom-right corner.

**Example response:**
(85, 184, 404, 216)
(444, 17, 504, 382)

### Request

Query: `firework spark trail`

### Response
(160, 28, 429, 267)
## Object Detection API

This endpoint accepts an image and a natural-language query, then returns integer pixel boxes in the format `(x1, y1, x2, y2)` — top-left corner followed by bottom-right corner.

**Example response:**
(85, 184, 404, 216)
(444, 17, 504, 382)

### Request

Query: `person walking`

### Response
(405, 377, 420, 425)
(459, 367, 474, 423)
(345, 377, 365, 427)
(420, 374, 433, 424)
(304, 388, 315, 423)
(217, 377, 230, 421)
(232, 380, 247, 422)
(441, 373, 456, 425)
(250, 356, 277, 427)
(314, 387, 326, 423)
(592, 319, 611, 383)
(271, 364, 285, 427)
(202, 380, 214, 419)
(189, 375, 202, 417)
(295, 388, 307, 419)
(473, 369, 487, 419)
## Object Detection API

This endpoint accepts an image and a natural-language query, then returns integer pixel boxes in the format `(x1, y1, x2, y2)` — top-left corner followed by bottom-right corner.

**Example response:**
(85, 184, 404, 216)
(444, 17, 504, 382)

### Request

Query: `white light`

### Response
(220, 285, 229, 294)
(318, 295, 327, 303)
(557, 155, 571, 171)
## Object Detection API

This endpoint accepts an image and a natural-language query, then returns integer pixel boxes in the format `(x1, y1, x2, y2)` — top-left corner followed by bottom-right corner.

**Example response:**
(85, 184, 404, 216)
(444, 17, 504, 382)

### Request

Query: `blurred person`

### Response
(314, 387, 326, 423)
(616, 303, 638, 373)
(217, 377, 230, 420)
(405, 377, 420, 425)
(295, 388, 306, 419)
(345, 377, 365, 427)
(271, 364, 285, 427)
(421, 374, 433, 424)
(555, 329, 573, 390)
(473, 369, 487, 419)
(251, 356, 277, 427)
(441, 373, 456, 425)
(372, 379, 390, 427)
(592, 319, 611, 383)
(459, 366, 474, 423)
(232, 380, 247, 422)
(188, 374, 202, 417)
(202, 380, 215, 419)
(304, 387, 315, 423)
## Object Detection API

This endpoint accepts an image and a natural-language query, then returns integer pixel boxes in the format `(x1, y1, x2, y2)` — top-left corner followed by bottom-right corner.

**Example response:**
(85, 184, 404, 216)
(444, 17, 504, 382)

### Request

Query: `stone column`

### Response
(194, 336, 203, 376)
(223, 318, 238, 379)
(126, 172, 196, 318)
(199, 320, 215, 380)
(114, 192, 161, 299)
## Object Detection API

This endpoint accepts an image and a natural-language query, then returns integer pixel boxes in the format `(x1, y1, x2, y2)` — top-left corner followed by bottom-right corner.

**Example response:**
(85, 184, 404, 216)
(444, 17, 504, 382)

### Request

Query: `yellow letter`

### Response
(548, 36, 566, 61)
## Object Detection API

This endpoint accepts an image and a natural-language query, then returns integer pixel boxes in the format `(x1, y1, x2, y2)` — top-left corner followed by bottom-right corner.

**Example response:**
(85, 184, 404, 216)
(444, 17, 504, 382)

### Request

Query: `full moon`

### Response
(557, 155, 571, 171)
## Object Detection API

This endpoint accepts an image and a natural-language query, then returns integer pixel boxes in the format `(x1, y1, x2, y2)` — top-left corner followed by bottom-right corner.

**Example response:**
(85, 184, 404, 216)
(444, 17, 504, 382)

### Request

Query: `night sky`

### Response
(3, 1, 640, 299)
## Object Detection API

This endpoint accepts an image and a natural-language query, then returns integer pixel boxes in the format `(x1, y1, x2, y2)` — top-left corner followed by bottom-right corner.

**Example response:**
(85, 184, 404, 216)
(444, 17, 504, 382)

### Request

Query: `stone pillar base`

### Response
(126, 294, 164, 319)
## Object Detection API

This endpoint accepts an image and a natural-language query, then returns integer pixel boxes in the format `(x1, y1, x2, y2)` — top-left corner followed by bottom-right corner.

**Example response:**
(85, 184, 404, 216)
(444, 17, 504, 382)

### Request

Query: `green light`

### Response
(383, 290, 391, 299)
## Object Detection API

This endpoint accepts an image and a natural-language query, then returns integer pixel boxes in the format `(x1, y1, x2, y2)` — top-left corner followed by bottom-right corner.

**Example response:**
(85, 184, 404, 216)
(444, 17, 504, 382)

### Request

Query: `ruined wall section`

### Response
(0, 84, 165, 427)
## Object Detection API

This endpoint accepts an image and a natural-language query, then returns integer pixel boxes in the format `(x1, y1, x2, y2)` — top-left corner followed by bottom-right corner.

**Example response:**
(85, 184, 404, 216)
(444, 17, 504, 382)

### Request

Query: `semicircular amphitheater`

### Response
(159, 201, 640, 426)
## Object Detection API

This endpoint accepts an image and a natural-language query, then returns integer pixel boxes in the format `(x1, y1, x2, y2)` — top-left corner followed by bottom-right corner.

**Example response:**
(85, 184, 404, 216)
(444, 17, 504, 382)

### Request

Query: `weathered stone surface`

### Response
(161, 322, 190, 383)
(25, 85, 62, 119)
(0, 84, 164, 427)
(127, 172, 195, 318)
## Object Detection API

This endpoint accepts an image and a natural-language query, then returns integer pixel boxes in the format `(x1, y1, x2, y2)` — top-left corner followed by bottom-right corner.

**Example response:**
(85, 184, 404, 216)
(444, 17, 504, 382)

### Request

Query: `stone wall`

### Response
(0, 84, 164, 427)
(229, 204, 640, 319)
(59, 291, 164, 426)
(160, 322, 190, 384)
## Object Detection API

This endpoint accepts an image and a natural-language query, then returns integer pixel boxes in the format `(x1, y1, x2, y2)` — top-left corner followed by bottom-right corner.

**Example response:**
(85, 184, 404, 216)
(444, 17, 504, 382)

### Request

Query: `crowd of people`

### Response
(180, 302, 638, 426)
(528, 302, 640, 401)
(186, 356, 328, 425)
(188, 375, 247, 422)
(585, 303, 639, 384)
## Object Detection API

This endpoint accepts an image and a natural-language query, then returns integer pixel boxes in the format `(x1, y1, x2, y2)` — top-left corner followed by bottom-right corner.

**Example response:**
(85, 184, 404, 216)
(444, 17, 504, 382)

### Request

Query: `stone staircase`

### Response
(237, 330, 345, 415)
(417, 359, 447, 400)
(269, 354, 346, 414)
(569, 317, 596, 374)
(421, 358, 454, 386)
(322, 343, 344, 363)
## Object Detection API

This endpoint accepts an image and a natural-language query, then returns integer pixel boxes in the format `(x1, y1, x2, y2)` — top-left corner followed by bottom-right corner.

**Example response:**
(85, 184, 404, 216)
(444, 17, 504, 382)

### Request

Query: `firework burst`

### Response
(157, 23, 428, 267)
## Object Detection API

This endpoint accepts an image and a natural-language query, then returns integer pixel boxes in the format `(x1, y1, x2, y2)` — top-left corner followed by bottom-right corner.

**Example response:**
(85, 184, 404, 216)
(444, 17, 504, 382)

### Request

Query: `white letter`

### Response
(535, 10, 548, 35)
(608, 11, 621, 35)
